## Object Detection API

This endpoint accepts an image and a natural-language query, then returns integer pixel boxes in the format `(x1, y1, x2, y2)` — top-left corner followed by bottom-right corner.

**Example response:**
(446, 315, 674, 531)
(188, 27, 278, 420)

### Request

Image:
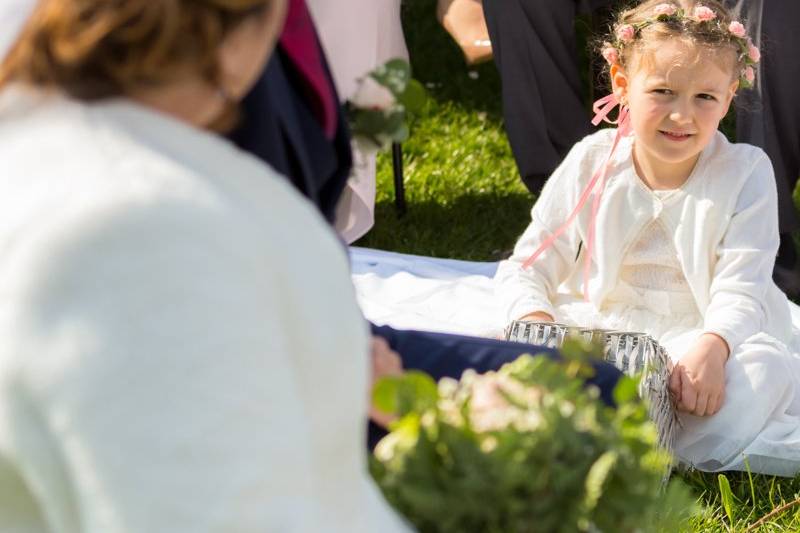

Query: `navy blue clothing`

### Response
(371, 324, 619, 405)
(367, 324, 622, 447)
(229, 48, 351, 225)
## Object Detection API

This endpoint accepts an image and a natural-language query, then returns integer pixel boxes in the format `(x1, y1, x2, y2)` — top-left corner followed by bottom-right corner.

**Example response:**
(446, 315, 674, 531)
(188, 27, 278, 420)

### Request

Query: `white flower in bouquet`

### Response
(468, 371, 542, 433)
(351, 76, 397, 112)
(346, 58, 426, 152)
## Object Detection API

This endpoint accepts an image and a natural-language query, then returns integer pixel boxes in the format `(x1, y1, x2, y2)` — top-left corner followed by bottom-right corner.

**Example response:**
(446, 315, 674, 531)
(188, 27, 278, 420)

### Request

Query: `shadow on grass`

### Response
(355, 190, 534, 261)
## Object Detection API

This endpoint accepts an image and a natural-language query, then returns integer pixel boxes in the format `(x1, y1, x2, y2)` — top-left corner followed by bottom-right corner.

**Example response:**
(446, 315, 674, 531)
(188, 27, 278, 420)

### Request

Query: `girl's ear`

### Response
(719, 79, 739, 118)
(610, 64, 629, 101)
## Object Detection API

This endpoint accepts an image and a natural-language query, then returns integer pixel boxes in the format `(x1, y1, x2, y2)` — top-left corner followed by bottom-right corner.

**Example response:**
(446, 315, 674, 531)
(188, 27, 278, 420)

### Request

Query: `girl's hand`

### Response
(518, 311, 555, 322)
(669, 333, 729, 416)
(368, 336, 403, 428)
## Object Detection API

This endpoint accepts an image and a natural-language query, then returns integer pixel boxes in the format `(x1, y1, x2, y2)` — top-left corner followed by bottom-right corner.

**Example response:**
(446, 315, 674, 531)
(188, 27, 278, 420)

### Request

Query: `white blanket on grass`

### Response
(350, 246, 800, 337)
(350, 247, 504, 336)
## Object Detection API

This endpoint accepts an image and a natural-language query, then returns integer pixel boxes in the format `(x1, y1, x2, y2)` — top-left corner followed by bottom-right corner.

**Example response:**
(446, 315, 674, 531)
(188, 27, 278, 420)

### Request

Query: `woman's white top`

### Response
(495, 128, 794, 352)
(0, 88, 409, 533)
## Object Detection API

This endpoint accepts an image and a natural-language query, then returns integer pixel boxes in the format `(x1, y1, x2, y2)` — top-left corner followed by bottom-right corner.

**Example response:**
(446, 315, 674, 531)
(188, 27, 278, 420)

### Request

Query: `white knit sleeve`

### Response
(8, 199, 328, 532)
(494, 139, 590, 322)
(703, 154, 780, 351)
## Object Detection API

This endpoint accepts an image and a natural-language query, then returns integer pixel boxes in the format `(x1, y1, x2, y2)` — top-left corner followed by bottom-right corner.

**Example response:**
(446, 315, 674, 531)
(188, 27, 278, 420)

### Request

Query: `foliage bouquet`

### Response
(370, 343, 696, 533)
(346, 58, 426, 152)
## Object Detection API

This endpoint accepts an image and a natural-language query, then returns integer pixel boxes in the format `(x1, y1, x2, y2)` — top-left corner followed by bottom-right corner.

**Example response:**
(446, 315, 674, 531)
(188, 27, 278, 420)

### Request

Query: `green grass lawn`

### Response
(357, 0, 800, 530)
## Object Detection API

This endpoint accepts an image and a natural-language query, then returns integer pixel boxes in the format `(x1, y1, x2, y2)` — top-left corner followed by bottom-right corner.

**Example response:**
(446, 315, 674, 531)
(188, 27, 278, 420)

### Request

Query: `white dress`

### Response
(0, 88, 409, 532)
(553, 190, 800, 476)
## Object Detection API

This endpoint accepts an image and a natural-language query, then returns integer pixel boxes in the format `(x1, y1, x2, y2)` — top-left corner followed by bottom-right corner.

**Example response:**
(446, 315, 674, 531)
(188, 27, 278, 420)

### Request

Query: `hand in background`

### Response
(669, 333, 729, 416)
(369, 335, 403, 427)
(518, 311, 555, 323)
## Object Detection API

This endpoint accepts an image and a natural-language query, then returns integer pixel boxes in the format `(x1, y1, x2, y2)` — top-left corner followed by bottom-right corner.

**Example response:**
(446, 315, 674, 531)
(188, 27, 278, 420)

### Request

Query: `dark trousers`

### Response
(483, 0, 611, 193)
(732, 0, 800, 235)
(368, 324, 623, 447)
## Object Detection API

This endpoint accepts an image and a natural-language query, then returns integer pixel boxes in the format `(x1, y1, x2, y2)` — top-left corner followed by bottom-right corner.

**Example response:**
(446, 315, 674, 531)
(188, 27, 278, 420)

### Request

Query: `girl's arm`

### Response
(703, 154, 781, 351)
(495, 141, 590, 323)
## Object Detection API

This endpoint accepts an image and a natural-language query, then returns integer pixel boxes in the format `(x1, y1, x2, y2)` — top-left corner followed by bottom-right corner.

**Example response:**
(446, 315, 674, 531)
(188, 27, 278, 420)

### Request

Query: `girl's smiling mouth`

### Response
(660, 130, 694, 141)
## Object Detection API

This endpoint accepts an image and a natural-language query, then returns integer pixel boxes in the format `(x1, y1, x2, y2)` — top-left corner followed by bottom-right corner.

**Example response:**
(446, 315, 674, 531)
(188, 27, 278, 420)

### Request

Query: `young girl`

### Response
(495, 0, 800, 476)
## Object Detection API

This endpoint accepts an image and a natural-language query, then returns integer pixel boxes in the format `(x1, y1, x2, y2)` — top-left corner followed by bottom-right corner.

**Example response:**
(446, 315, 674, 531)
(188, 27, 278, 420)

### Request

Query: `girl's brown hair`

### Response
(604, 0, 746, 79)
(0, 0, 272, 99)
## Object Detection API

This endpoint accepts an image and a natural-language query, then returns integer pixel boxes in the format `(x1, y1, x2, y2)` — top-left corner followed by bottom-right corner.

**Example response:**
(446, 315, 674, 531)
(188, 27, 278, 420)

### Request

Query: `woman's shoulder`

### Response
(0, 91, 344, 280)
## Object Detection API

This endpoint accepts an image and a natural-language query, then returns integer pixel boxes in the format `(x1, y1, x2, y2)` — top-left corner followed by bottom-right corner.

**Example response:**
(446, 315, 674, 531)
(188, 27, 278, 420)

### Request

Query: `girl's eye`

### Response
(653, 88, 673, 95)
(697, 93, 717, 101)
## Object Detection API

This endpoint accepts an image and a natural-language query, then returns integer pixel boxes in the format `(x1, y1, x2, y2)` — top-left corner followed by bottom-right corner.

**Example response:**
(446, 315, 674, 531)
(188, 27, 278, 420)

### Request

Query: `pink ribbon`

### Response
(521, 94, 633, 302)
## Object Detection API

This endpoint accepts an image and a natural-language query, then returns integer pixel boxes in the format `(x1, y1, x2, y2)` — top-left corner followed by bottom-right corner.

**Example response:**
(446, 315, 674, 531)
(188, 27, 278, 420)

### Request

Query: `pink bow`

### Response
(521, 93, 633, 302)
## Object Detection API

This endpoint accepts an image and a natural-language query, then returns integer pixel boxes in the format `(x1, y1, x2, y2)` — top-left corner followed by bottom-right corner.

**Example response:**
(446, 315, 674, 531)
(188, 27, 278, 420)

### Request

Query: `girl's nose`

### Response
(669, 101, 693, 124)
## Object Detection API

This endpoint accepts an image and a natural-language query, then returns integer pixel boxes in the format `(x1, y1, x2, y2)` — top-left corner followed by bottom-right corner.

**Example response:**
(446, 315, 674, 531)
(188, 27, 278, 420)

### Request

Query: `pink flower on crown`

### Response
(743, 66, 755, 84)
(653, 3, 677, 16)
(602, 45, 620, 65)
(728, 21, 746, 38)
(748, 42, 761, 62)
(693, 6, 716, 22)
(616, 24, 635, 42)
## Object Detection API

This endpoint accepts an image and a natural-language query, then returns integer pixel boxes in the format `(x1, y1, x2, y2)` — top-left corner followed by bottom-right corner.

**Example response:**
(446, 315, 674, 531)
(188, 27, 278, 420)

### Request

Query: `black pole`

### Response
(392, 142, 406, 216)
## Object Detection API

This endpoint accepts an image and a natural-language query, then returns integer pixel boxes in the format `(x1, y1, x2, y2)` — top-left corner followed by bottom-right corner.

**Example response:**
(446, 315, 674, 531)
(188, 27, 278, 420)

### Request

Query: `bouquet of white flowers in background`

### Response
(346, 58, 426, 152)
(370, 341, 697, 533)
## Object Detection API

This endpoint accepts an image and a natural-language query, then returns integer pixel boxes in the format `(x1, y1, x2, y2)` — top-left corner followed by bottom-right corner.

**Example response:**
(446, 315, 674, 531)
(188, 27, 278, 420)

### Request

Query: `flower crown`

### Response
(601, 3, 761, 88)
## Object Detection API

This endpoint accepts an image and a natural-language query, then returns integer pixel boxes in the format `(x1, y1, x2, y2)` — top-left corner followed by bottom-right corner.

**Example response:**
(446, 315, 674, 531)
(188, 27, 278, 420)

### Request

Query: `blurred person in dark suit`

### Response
(724, 0, 800, 298)
(482, 0, 614, 194)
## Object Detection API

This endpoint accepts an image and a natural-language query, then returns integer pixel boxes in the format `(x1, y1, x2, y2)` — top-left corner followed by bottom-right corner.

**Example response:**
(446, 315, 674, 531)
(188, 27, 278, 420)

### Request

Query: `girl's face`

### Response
(613, 39, 739, 183)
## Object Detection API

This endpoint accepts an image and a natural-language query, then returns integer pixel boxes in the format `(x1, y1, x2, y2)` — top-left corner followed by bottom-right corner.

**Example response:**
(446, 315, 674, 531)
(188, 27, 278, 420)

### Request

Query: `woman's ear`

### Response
(610, 64, 629, 102)
(217, 1, 288, 102)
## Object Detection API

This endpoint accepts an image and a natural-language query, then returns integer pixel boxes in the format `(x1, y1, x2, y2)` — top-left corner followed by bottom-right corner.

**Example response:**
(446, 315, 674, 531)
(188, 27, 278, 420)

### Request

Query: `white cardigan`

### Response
(0, 89, 408, 533)
(496, 129, 793, 351)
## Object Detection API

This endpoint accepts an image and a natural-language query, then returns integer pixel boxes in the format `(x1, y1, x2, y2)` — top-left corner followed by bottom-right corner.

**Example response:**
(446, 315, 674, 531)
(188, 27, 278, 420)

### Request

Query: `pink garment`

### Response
(280, 0, 338, 139)
(307, 0, 408, 243)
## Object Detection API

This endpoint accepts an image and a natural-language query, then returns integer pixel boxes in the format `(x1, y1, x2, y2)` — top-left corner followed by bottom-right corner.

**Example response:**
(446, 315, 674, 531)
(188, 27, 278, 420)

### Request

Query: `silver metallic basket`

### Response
(505, 320, 678, 457)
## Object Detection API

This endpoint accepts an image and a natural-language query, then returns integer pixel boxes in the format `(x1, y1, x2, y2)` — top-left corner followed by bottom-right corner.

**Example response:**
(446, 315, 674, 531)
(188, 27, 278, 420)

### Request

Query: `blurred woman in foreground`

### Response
(0, 0, 408, 531)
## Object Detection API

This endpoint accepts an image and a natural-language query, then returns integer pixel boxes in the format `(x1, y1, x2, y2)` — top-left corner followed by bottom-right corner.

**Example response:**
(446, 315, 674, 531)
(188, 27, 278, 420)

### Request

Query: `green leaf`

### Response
(372, 375, 403, 415)
(374, 413, 421, 462)
(583, 451, 618, 513)
(397, 371, 439, 414)
(383, 111, 406, 136)
(371, 58, 411, 96)
(612, 375, 639, 405)
(398, 79, 427, 115)
(391, 123, 410, 144)
(353, 109, 390, 137)
(372, 372, 439, 419)
(718, 473, 736, 526)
